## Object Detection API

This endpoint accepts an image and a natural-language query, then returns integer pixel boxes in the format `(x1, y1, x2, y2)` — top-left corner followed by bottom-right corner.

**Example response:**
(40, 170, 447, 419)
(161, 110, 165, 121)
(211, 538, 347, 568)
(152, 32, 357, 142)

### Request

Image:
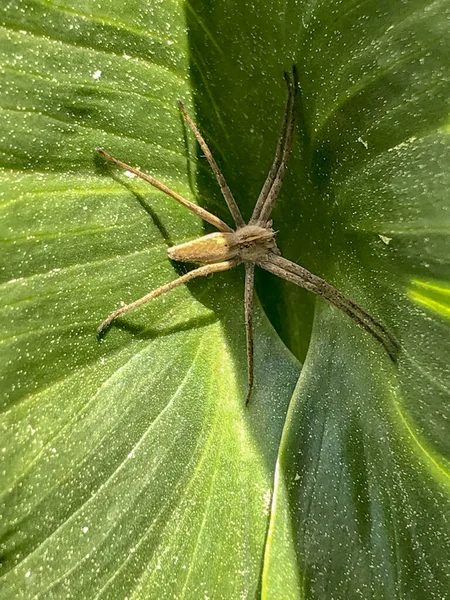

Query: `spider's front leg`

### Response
(251, 66, 298, 226)
(259, 253, 399, 361)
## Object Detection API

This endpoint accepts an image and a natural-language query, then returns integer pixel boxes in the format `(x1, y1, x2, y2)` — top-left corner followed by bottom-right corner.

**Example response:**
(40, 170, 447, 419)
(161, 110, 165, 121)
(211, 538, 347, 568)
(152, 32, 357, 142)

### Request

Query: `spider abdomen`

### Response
(167, 232, 239, 264)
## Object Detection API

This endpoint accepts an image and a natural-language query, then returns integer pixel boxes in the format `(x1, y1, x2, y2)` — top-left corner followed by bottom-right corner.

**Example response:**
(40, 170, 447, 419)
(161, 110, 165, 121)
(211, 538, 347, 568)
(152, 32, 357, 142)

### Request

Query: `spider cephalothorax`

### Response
(97, 66, 398, 403)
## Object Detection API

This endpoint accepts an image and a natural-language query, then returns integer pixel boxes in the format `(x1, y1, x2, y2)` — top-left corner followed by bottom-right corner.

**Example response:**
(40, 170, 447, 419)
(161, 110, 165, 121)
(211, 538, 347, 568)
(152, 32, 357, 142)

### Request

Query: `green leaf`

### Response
(1, 1, 449, 600)
(0, 3, 300, 599)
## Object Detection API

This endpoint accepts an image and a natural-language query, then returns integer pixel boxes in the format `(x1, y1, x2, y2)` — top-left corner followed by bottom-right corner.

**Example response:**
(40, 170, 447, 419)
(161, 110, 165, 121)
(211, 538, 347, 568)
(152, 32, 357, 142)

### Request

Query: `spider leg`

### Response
(98, 260, 237, 334)
(244, 263, 255, 405)
(251, 66, 298, 226)
(178, 102, 245, 229)
(256, 72, 298, 226)
(259, 254, 399, 361)
(97, 148, 233, 233)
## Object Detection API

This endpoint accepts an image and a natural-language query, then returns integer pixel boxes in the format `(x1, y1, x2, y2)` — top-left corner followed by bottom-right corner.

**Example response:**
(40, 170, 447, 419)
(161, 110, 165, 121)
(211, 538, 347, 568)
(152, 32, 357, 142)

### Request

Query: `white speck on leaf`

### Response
(357, 136, 369, 149)
(379, 235, 392, 245)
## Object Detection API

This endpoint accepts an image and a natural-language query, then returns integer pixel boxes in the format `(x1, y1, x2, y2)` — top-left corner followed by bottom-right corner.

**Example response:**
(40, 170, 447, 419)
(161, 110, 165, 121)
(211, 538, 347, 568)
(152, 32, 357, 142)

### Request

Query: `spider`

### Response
(97, 66, 398, 404)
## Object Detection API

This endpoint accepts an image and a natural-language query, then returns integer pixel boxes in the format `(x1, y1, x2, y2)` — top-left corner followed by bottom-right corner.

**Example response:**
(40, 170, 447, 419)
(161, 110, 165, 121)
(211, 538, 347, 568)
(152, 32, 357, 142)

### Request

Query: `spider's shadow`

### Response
(97, 311, 217, 342)
(94, 153, 173, 247)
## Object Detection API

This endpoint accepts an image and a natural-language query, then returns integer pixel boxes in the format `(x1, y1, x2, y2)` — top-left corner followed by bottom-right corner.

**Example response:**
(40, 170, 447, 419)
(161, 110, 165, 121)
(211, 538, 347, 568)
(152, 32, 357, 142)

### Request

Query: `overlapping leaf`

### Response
(186, 0, 450, 598)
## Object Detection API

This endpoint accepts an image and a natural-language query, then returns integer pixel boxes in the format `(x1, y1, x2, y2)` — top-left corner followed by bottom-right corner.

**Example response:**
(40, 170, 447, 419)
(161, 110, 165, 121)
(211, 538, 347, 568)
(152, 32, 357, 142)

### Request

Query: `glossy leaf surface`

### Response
(1, 0, 449, 599)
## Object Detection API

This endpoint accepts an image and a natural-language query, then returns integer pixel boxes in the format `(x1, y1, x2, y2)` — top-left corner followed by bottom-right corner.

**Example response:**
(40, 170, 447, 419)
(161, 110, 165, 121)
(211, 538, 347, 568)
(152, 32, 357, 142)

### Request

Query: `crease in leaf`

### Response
(261, 457, 303, 600)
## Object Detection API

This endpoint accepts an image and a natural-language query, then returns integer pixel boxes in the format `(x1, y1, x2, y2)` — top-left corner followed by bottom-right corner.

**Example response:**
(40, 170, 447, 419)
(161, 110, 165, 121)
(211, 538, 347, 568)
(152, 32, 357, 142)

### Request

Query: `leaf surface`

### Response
(185, 1, 450, 598)
(1, 0, 449, 599)
(0, 2, 299, 599)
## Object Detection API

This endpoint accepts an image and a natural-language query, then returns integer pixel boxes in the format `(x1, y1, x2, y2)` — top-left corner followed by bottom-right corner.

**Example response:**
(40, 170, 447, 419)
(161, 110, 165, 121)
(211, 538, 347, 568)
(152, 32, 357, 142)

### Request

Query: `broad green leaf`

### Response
(1, 1, 450, 600)
(0, 2, 300, 599)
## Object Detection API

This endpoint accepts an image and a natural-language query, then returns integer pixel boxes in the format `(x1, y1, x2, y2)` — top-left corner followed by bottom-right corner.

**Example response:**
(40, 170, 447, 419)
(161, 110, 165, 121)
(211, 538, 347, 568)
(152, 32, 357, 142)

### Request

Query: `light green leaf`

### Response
(0, 3, 299, 599)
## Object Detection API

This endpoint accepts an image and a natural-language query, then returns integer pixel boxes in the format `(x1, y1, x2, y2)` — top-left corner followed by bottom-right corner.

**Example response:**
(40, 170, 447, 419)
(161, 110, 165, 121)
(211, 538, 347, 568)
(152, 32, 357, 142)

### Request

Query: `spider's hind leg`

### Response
(98, 260, 236, 334)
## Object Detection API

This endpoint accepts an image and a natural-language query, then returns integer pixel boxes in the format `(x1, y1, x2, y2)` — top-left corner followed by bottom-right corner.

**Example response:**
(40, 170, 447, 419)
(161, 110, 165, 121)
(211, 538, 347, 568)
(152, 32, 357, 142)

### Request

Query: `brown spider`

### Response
(97, 67, 398, 404)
